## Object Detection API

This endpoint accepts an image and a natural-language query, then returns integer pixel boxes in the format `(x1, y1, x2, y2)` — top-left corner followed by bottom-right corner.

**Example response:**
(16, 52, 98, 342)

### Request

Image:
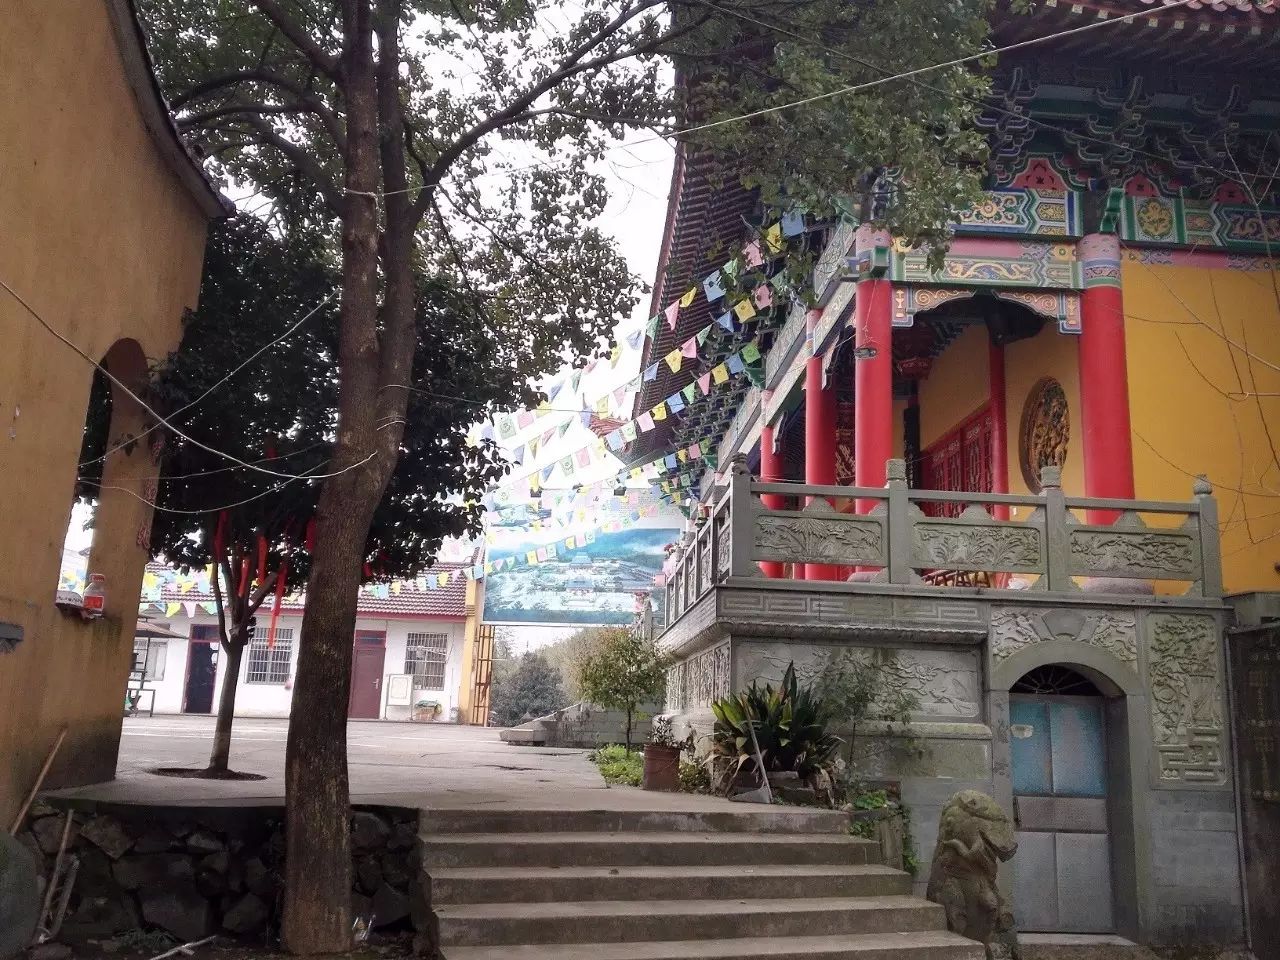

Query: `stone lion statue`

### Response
(925, 790, 1019, 957)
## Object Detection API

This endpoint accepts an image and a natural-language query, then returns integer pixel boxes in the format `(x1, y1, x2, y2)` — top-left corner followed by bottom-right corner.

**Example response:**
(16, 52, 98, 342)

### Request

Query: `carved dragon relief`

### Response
(745, 644, 980, 720)
(1147, 613, 1226, 785)
(1069, 529, 1196, 577)
(913, 520, 1042, 571)
(990, 607, 1138, 663)
(755, 500, 883, 566)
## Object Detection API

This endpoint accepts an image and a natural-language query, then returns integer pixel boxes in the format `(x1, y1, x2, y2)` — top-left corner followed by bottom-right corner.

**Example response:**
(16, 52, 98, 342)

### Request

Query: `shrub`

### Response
(579, 627, 670, 751)
(678, 760, 712, 794)
(706, 662, 841, 794)
(590, 744, 643, 787)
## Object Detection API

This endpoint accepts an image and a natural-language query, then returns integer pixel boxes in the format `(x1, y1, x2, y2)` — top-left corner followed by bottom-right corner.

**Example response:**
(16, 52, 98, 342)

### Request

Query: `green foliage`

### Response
(707, 662, 841, 793)
(489, 652, 567, 727)
(680, 0, 994, 261)
(578, 627, 670, 751)
(678, 760, 712, 794)
(540, 627, 612, 701)
(590, 745, 643, 787)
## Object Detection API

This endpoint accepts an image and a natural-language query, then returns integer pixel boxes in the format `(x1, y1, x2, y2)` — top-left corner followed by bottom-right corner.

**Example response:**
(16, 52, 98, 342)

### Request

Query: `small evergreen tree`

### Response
(578, 627, 669, 752)
(489, 652, 567, 728)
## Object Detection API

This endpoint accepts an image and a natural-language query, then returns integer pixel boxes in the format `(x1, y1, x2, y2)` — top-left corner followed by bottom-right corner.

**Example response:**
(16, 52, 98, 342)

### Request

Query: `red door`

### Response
(348, 631, 386, 719)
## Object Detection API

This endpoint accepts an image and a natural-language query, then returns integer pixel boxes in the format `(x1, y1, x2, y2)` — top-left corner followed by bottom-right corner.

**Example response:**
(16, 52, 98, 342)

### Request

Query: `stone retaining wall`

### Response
(15, 801, 421, 947)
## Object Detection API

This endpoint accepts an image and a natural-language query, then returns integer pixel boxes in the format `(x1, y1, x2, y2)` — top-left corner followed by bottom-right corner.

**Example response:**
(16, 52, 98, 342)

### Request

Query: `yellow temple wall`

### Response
(0, 3, 211, 824)
(1123, 258, 1280, 594)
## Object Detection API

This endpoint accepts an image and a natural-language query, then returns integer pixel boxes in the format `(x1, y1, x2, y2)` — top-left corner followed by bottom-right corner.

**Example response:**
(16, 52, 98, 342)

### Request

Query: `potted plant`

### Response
(642, 716, 682, 792)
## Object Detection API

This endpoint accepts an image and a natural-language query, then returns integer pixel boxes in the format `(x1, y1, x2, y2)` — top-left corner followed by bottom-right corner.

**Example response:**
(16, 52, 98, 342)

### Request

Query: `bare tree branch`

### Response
(249, 0, 342, 80)
(235, 115, 347, 217)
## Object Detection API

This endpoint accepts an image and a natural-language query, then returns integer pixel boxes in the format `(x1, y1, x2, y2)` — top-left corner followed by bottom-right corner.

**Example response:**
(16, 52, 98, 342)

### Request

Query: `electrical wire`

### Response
(79, 289, 338, 470)
(0, 276, 376, 482)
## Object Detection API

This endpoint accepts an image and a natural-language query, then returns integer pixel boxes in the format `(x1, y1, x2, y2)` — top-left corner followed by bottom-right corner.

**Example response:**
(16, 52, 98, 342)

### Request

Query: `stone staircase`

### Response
(420, 808, 983, 960)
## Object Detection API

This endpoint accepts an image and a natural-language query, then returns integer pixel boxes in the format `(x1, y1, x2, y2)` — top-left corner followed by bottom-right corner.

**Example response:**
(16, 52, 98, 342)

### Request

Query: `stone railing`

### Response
(664, 456, 1223, 629)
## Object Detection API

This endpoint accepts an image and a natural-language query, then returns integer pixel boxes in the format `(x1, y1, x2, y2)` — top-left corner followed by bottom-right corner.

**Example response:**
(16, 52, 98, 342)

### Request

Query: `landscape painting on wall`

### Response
(483, 491, 681, 626)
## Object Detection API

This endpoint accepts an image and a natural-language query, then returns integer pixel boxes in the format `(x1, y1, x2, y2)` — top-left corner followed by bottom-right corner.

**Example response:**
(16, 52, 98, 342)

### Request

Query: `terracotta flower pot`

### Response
(642, 743, 682, 791)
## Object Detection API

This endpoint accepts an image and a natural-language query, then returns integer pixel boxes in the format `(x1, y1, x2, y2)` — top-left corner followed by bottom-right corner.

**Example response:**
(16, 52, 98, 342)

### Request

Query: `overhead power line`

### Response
(0, 277, 375, 483)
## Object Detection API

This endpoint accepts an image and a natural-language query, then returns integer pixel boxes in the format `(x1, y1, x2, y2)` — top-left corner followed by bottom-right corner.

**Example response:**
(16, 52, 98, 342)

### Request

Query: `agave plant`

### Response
(706, 662, 842, 794)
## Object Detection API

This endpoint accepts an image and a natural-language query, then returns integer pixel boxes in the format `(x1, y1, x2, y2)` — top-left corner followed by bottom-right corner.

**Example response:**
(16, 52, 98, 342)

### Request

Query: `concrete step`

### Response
(441, 930, 983, 960)
(420, 807, 851, 837)
(421, 832, 878, 870)
(435, 895, 946, 947)
(430, 863, 911, 904)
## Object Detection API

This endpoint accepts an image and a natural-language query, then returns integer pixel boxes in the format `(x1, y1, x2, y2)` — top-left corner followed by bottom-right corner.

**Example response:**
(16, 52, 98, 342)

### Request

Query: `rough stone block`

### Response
(351, 812, 391, 852)
(356, 856, 383, 894)
(79, 816, 134, 860)
(186, 831, 224, 855)
(388, 819, 418, 851)
(112, 853, 195, 891)
(139, 880, 213, 941)
(371, 882, 410, 926)
(243, 857, 276, 898)
(195, 852, 231, 898)
(60, 895, 139, 941)
(31, 815, 77, 855)
(221, 893, 269, 935)
(380, 850, 414, 888)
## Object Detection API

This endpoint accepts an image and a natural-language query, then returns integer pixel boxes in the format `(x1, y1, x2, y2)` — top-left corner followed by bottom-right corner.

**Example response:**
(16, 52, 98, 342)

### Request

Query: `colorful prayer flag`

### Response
(664, 349, 682, 373)
(727, 353, 746, 375)
(711, 363, 730, 384)
(638, 412, 655, 433)
(664, 301, 680, 330)
(703, 271, 726, 301)
(743, 240, 763, 268)
(681, 338, 698, 359)
(742, 340, 761, 364)
(652, 402, 668, 422)
(733, 298, 756, 322)
(698, 372, 712, 394)
(715, 312, 734, 332)
(754, 284, 773, 309)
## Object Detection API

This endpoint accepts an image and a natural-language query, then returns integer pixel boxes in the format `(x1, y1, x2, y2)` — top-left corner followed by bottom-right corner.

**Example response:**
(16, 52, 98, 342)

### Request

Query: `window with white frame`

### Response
(131, 639, 167, 681)
(405, 633, 448, 690)
(245, 625, 293, 684)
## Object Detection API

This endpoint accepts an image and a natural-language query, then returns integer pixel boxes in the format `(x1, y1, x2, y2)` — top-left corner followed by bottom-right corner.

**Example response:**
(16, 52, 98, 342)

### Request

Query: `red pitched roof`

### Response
(146, 560, 472, 620)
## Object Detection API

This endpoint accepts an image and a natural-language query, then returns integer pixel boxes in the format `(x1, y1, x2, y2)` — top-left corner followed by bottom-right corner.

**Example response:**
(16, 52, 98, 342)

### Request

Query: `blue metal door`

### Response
(1009, 694, 1114, 933)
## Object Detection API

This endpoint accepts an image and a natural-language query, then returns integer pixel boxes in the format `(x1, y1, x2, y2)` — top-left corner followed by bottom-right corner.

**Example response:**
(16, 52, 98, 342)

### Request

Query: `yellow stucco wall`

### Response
(913, 258, 1280, 594)
(918, 323, 991, 449)
(1123, 259, 1280, 594)
(0, 4, 210, 823)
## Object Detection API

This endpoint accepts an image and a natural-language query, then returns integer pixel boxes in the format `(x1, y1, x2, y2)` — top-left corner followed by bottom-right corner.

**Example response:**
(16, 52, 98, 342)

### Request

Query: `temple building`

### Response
(634, 0, 1280, 950)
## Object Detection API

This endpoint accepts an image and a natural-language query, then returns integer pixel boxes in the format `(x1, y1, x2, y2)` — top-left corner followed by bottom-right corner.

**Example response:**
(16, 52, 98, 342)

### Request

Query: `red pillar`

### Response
(758, 424, 784, 579)
(1078, 232, 1135, 523)
(853, 226, 894, 516)
(988, 337, 1010, 521)
(805, 314, 838, 580)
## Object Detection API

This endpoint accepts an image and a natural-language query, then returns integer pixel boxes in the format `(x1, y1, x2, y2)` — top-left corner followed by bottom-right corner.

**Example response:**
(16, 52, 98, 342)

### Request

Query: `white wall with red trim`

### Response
(134, 611, 468, 721)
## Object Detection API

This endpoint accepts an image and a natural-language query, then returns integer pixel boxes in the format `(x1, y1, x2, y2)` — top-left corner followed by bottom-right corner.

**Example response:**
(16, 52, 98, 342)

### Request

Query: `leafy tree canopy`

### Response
(490, 651, 569, 727)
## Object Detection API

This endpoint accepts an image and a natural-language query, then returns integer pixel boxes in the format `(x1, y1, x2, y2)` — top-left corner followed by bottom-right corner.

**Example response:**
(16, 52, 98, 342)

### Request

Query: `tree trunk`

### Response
(208, 640, 245, 773)
(281, 5, 394, 951)
(625, 708, 633, 754)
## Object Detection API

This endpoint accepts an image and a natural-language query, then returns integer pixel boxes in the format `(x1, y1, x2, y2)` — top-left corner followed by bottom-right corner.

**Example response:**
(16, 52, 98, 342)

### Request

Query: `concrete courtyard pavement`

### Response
(48, 715, 740, 813)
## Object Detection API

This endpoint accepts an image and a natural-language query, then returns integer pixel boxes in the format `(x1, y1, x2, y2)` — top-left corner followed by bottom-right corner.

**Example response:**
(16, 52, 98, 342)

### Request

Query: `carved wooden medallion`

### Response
(1019, 377, 1070, 492)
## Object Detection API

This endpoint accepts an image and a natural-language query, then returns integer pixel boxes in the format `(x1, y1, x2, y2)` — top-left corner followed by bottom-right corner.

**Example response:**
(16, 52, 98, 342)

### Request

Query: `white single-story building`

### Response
(130, 561, 475, 722)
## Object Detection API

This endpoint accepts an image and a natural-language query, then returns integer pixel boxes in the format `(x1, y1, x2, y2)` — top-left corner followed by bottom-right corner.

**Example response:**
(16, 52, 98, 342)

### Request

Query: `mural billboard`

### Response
(482, 489, 682, 626)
